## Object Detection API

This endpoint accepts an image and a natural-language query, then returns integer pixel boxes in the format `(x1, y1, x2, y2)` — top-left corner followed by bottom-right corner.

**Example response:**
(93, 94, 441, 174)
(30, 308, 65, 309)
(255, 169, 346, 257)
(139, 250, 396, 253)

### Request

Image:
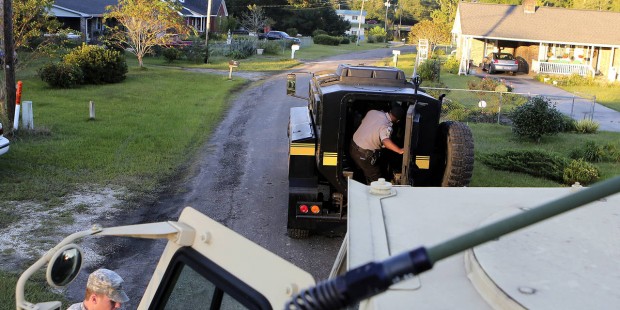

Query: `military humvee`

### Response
(16, 176, 620, 310)
(285, 64, 474, 238)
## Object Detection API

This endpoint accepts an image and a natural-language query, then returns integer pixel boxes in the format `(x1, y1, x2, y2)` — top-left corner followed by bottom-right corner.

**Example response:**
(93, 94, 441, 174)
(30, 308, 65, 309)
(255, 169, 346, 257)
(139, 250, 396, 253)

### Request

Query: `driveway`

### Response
(474, 71, 620, 132)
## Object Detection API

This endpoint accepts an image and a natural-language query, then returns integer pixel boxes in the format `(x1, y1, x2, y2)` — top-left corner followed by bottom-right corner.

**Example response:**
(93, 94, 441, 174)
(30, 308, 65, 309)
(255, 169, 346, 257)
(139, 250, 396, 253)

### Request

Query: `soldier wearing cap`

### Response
(67, 268, 129, 310)
(350, 103, 406, 184)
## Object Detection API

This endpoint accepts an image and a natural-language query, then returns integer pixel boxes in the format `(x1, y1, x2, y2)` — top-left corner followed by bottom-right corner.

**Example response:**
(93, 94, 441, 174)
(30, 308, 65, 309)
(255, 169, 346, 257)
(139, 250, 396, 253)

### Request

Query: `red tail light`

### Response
(299, 204, 309, 214)
(494, 59, 498, 63)
(514, 60, 519, 65)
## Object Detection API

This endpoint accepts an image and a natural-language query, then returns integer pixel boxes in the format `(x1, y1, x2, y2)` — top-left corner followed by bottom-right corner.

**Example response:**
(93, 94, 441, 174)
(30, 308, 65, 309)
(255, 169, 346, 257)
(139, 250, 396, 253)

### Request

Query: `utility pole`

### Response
(356, 0, 366, 46)
(384, 0, 391, 36)
(3, 0, 16, 126)
(204, 0, 213, 63)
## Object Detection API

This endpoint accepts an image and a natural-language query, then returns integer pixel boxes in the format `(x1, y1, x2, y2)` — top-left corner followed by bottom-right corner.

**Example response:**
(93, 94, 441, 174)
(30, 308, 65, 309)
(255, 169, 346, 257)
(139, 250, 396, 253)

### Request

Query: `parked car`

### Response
(482, 52, 519, 74)
(0, 122, 9, 156)
(231, 27, 249, 35)
(263, 31, 300, 44)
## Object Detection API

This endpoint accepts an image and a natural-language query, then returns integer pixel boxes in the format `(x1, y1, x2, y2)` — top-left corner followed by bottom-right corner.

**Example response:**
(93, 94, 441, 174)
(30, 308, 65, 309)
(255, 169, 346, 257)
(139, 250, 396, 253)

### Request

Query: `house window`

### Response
(352, 30, 357, 35)
(352, 16, 358, 20)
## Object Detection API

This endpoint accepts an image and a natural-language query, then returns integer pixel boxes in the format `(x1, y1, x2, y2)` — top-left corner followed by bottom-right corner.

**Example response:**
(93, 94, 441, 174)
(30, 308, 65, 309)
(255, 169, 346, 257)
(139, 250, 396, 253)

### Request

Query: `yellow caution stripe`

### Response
(290, 143, 315, 156)
(323, 152, 338, 166)
(416, 156, 430, 169)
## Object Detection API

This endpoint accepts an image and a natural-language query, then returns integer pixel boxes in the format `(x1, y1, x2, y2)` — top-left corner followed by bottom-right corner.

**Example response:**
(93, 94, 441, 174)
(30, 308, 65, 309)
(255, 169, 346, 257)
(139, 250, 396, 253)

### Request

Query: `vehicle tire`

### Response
(433, 121, 474, 187)
(288, 228, 310, 239)
(489, 64, 495, 74)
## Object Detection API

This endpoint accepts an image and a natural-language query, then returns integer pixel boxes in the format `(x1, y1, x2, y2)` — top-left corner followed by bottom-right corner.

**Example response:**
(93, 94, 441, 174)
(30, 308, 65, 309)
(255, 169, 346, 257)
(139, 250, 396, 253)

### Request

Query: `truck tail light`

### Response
(299, 204, 309, 214)
(515, 60, 519, 65)
(310, 205, 321, 214)
(493, 59, 498, 63)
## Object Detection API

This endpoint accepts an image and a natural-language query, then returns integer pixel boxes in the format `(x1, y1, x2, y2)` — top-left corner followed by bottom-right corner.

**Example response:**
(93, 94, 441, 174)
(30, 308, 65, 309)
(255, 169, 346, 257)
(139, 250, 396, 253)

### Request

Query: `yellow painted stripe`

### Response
(416, 156, 430, 169)
(323, 152, 338, 166)
(291, 143, 315, 156)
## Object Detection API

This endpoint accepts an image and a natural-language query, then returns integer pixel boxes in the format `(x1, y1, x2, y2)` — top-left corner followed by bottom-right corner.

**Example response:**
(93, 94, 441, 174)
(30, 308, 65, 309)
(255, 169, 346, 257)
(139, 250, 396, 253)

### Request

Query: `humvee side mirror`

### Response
(286, 73, 296, 96)
(47, 244, 83, 287)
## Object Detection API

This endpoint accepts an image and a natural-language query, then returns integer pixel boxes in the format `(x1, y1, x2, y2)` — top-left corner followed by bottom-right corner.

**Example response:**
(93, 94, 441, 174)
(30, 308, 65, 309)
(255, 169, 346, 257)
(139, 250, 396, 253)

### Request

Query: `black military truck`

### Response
(286, 64, 474, 238)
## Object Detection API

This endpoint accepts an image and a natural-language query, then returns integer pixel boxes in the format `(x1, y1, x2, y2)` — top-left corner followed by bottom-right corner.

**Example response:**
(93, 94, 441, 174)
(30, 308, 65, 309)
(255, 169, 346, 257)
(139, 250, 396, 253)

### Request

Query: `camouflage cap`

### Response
(87, 269, 129, 303)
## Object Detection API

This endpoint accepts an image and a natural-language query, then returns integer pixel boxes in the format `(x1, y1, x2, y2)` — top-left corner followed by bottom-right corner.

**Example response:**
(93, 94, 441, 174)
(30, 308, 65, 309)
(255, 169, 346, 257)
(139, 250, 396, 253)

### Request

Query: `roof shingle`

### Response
(456, 2, 620, 47)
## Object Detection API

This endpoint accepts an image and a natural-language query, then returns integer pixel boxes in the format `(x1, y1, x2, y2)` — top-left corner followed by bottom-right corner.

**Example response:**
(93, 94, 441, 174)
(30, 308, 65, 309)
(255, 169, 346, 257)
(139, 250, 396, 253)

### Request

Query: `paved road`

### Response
(474, 71, 620, 132)
(64, 45, 414, 309)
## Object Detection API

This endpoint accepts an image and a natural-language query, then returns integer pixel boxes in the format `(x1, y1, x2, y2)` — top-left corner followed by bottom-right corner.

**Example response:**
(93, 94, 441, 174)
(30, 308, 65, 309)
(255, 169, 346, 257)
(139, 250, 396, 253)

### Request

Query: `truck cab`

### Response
(286, 64, 474, 238)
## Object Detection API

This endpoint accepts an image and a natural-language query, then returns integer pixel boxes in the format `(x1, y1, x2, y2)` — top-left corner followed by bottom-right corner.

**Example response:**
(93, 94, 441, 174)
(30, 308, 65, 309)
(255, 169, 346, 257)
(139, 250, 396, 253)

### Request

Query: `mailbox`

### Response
(229, 60, 239, 67)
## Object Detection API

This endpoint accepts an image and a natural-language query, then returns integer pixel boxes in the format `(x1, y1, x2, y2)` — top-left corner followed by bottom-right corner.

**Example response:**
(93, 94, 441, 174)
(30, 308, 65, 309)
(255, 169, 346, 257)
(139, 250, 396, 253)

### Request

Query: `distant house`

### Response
(336, 9, 367, 40)
(51, 0, 228, 42)
(452, 0, 620, 79)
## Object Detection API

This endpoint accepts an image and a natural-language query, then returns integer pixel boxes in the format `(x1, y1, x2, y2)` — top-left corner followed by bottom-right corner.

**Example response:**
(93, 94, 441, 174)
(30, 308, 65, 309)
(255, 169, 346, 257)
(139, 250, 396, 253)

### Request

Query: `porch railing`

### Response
(535, 61, 595, 77)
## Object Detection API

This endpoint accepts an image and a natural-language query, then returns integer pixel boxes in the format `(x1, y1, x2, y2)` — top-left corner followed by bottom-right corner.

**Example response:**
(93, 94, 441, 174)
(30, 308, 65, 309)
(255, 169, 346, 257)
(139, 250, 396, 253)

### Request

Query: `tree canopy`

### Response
(104, 0, 193, 67)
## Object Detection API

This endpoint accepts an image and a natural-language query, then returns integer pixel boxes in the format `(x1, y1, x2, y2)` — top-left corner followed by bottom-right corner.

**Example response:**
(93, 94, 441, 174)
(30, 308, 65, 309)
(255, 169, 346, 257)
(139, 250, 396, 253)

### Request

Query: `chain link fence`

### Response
(422, 87, 597, 124)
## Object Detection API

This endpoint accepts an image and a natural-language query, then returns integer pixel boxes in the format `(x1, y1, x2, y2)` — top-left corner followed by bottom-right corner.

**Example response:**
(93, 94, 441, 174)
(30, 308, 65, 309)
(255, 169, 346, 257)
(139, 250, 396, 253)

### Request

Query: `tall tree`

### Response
(104, 0, 192, 67)
(407, 19, 451, 50)
(240, 4, 268, 35)
(2, 0, 58, 125)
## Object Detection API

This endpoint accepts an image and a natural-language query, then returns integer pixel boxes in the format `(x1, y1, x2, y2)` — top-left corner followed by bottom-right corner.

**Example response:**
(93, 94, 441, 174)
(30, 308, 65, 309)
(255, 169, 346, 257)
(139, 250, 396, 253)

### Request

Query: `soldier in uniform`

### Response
(67, 268, 129, 310)
(350, 103, 405, 184)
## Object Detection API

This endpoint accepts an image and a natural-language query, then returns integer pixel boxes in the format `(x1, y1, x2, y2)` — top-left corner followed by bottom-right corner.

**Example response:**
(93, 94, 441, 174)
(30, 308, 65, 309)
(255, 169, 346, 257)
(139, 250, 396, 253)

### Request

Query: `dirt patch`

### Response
(0, 186, 126, 270)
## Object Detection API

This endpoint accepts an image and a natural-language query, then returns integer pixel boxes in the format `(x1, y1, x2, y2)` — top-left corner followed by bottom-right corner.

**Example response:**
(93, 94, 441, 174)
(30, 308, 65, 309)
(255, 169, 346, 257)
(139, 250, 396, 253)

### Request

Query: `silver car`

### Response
(483, 52, 519, 74)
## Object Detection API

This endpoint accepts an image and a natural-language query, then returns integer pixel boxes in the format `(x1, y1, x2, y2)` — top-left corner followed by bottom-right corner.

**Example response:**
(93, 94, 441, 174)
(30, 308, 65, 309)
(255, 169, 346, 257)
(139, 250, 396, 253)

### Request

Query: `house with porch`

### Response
(51, 0, 228, 43)
(336, 9, 367, 40)
(451, 0, 620, 80)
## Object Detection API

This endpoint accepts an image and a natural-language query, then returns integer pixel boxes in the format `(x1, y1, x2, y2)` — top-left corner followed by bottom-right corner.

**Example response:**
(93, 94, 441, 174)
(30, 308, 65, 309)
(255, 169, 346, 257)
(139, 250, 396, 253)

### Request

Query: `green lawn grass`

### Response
(2, 66, 244, 202)
(560, 84, 620, 112)
(139, 40, 388, 71)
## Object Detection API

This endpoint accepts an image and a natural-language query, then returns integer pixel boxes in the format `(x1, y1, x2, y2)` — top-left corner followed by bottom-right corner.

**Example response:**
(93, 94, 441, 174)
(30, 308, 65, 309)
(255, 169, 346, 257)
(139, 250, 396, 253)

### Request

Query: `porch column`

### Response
(596, 46, 602, 73)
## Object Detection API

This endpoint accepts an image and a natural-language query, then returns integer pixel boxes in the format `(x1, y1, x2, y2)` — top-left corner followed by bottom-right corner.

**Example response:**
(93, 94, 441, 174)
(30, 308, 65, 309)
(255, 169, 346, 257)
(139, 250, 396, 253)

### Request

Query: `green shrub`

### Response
(162, 48, 182, 63)
(417, 58, 440, 82)
(312, 29, 328, 37)
(480, 150, 569, 182)
(468, 77, 511, 91)
(563, 159, 599, 185)
(340, 37, 350, 44)
(226, 37, 256, 59)
(570, 141, 620, 162)
(313, 34, 341, 46)
(433, 49, 446, 56)
(510, 96, 565, 142)
(38, 62, 83, 88)
(258, 40, 283, 55)
(286, 28, 298, 37)
(182, 39, 207, 63)
(559, 114, 576, 132)
(573, 119, 599, 134)
(63, 44, 127, 84)
(443, 57, 460, 74)
(368, 26, 387, 43)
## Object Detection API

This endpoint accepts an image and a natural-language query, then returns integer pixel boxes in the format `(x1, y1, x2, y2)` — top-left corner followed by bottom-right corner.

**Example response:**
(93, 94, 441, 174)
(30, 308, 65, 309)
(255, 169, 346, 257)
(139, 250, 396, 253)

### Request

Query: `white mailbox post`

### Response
(291, 44, 300, 59)
(392, 50, 401, 67)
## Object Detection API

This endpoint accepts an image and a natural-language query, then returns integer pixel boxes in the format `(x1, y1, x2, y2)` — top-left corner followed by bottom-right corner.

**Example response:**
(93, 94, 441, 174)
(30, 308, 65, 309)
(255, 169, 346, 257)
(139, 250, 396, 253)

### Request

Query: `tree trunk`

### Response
(3, 0, 16, 127)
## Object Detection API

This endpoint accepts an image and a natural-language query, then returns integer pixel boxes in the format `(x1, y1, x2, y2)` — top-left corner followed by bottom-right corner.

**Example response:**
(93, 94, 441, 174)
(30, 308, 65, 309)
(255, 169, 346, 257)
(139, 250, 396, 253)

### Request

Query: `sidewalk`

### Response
(476, 72, 620, 132)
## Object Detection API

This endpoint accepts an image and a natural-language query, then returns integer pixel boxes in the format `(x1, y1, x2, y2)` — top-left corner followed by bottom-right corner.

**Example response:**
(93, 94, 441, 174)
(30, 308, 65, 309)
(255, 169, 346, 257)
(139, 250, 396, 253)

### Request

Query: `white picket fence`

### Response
(535, 61, 595, 77)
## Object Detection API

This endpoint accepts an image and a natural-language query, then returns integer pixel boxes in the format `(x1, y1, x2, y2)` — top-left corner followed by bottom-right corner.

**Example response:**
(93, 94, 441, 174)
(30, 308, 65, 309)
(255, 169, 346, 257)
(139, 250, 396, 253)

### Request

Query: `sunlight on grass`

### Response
(135, 40, 388, 71)
(2, 66, 245, 201)
(560, 85, 620, 112)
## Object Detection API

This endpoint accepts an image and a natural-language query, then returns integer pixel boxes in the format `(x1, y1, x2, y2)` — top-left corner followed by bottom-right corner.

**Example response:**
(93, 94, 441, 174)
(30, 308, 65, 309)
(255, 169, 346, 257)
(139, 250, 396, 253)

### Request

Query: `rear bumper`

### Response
(494, 64, 518, 72)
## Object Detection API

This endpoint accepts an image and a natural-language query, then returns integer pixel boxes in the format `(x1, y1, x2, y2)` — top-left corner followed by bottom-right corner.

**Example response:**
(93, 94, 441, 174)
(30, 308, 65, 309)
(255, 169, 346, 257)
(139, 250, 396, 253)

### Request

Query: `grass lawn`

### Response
(560, 84, 620, 112)
(140, 40, 388, 71)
